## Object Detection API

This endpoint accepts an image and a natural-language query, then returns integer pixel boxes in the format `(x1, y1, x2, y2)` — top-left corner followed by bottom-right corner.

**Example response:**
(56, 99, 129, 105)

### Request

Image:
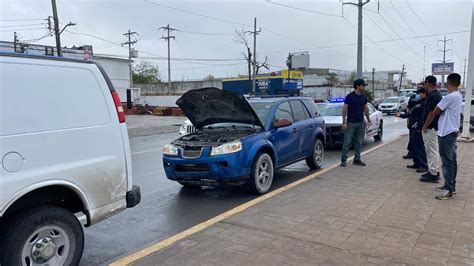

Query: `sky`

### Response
(1, 0, 472, 82)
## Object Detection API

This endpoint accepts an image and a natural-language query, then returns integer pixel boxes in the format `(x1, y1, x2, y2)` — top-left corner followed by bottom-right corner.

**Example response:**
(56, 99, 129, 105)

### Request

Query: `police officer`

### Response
(397, 87, 428, 172)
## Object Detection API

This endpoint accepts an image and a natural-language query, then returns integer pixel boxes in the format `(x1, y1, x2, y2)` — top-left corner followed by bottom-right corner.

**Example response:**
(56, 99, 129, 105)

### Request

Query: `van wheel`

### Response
(247, 153, 274, 194)
(0, 206, 84, 266)
(374, 122, 383, 141)
(306, 139, 324, 169)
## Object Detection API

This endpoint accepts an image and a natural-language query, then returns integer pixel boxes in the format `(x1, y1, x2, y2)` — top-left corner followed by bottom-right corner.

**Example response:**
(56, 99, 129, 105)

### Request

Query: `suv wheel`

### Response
(0, 206, 84, 266)
(306, 139, 324, 169)
(374, 122, 383, 141)
(247, 153, 274, 194)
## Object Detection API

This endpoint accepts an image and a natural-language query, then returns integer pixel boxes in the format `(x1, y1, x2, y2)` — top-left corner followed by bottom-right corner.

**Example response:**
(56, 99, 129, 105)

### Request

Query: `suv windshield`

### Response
(319, 104, 343, 116)
(383, 98, 400, 103)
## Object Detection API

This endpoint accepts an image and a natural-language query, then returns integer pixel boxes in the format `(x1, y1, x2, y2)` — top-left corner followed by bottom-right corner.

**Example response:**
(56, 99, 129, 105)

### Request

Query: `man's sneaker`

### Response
(435, 186, 456, 194)
(422, 172, 439, 178)
(402, 154, 413, 159)
(340, 161, 347, 167)
(407, 164, 419, 169)
(436, 189, 453, 200)
(416, 167, 429, 173)
(420, 173, 440, 183)
(353, 160, 366, 166)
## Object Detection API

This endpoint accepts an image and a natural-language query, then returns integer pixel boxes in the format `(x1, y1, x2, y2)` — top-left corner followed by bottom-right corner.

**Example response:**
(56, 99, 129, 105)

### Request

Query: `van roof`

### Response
(0, 52, 94, 64)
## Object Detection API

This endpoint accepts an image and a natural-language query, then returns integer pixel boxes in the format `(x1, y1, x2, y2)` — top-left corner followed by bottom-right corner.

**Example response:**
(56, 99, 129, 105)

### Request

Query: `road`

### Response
(80, 115, 408, 265)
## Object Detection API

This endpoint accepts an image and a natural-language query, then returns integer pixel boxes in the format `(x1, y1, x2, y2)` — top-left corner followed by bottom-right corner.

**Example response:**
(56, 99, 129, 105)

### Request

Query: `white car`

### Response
(0, 54, 141, 265)
(316, 103, 383, 147)
(179, 119, 196, 136)
(378, 96, 408, 114)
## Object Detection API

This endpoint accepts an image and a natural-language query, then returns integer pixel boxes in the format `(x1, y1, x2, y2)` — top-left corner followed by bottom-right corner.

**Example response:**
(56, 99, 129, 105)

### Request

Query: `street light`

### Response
(59, 22, 76, 36)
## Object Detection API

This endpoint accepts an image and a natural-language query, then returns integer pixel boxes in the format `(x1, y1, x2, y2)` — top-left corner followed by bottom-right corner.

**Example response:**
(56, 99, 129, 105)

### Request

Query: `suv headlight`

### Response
(211, 141, 242, 156)
(163, 144, 178, 156)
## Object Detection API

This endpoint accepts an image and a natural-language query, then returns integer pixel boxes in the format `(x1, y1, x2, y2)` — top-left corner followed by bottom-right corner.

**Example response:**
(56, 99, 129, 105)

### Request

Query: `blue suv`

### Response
(162, 88, 325, 194)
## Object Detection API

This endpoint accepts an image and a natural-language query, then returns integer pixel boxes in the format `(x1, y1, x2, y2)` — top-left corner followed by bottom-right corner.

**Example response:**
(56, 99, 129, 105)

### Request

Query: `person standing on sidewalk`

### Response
(423, 73, 463, 200)
(396, 87, 428, 173)
(420, 76, 442, 183)
(402, 85, 422, 160)
(340, 79, 371, 167)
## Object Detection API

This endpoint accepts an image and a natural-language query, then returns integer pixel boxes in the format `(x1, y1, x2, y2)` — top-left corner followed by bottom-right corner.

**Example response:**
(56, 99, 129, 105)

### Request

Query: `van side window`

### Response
(274, 102, 293, 123)
(1, 63, 110, 135)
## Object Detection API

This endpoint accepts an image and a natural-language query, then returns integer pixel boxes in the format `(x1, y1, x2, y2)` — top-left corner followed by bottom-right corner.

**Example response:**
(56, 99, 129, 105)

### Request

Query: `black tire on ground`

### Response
(246, 153, 274, 195)
(374, 122, 383, 141)
(0, 206, 84, 266)
(306, 138, 324, 169)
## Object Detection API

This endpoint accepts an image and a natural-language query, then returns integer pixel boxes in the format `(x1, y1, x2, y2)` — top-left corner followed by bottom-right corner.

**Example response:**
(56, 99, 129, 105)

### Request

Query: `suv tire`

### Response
(306, 139, 324, 169)
(0, 206, 84, 266)
(247, 153, 274, 194)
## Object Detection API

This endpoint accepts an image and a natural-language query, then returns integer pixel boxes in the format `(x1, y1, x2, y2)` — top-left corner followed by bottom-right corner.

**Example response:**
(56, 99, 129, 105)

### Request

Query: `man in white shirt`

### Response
(423, 73, 463, 199)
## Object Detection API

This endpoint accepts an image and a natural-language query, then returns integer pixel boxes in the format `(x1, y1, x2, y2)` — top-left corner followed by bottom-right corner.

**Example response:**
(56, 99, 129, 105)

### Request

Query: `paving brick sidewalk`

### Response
(133, 137, 474, 265)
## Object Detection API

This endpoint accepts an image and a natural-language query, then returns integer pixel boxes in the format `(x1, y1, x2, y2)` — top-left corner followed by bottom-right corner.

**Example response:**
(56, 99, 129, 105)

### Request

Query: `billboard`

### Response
(432, 62, 454, 75)
(290, 51, 310, 69)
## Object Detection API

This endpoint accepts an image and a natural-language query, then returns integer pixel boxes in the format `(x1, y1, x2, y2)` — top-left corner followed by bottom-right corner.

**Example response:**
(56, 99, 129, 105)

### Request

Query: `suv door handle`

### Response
(293, 128, 298, 133)
(309, 124, 315, 128)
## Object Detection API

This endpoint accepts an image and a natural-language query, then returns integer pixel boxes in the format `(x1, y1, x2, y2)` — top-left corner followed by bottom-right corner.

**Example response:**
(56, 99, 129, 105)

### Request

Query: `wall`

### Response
(303, 86, 395, 100)
(138, 80, 222, 95)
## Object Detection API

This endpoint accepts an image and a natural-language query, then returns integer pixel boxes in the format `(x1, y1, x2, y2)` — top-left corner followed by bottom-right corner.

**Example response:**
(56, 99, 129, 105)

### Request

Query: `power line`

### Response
(0, 27, 46, 32)
(64, 30, 123, 47)
(265, 0, 343, 18)
(0, 23, 46, 28)
(178, 29, 234, 36)
(0, 18, 44, 21)
(406, 1, 434, 35)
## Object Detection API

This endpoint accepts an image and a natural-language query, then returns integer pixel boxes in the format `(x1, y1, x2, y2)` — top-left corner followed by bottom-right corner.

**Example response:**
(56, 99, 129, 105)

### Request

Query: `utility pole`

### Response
(251, 17, 261, 96)
(398, 64, 405, 91)
(372, 67, 375, 95)
(423, 45, 426, 78)
(160, 24, 177, 94)
(460, 5, 473, 140)
(343, 0, 370, 78)
(286, 53, 292, 95)
(462, 58, 468, 89)
(438, 36, 452, 88)
(13, 32, 18, 53)
(51, 0, 61, 56)
(122, 30, 138, 110)
(247, 48, 252, 95)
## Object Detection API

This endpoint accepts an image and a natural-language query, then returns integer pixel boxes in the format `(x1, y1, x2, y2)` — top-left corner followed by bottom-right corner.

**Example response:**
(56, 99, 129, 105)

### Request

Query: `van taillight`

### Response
(111, 91, 126, 123)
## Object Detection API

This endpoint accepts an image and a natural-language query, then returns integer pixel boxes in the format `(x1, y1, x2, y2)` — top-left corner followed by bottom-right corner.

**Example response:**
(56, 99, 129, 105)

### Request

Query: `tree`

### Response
(325, 73, 339, 86)
(204, 74, 215, 81)
(346, 71, 357, 85)
(133, 61, 160, 84)
(363, 89, 374, 103)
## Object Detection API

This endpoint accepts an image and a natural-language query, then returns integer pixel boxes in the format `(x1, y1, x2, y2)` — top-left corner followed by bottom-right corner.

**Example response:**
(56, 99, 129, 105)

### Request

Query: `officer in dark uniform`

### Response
(402, 83, 424, 160)
(397, 87, 428, 172)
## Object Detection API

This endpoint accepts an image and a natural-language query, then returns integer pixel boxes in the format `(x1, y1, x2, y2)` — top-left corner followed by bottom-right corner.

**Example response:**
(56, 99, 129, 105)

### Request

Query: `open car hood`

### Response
(176, 87, 264, 129)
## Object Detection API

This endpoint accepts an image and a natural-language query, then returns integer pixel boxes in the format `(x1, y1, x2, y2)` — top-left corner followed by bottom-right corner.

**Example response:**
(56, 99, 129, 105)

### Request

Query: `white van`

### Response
(0, 54, 141, 265)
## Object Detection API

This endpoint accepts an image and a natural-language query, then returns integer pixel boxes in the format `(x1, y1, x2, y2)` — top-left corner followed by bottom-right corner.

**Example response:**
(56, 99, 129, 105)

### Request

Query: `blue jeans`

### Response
(438, 132, 458, 192)
(341, 122, 364, 162)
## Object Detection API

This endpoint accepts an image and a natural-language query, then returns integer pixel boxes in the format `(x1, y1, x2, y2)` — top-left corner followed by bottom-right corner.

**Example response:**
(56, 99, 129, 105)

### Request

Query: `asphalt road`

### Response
(80, 115, 408, 265)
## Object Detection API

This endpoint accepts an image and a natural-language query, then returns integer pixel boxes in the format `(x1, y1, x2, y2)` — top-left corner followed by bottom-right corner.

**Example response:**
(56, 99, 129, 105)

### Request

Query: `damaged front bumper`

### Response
(163, 147, 251, 186)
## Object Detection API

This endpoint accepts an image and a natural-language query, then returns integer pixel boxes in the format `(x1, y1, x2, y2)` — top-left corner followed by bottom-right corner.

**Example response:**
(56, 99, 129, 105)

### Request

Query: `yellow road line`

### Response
(109, 136, 402, 266)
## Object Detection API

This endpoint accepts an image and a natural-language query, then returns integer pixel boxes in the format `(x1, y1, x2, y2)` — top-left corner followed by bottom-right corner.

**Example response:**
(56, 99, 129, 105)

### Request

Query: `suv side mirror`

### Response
(274, 118, 293, 128)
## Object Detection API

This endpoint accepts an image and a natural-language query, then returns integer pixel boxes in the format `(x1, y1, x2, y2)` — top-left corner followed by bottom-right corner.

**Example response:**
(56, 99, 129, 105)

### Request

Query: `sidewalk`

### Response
(130, 137, 474, 265)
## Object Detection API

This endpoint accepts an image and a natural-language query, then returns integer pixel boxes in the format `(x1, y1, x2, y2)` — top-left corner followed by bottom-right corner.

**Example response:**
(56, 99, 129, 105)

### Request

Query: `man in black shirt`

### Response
(340, 79, 372, 167)
(420, 76, 442, 182)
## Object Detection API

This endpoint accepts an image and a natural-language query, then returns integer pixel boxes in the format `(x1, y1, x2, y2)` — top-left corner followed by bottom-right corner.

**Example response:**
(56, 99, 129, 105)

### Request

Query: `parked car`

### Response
(163, 88, 326, 194)
(371, 99, 384, 109)
(0, 53, 141, 265)
(317, 102, 383, 147)
(378, 96, 408, 114)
